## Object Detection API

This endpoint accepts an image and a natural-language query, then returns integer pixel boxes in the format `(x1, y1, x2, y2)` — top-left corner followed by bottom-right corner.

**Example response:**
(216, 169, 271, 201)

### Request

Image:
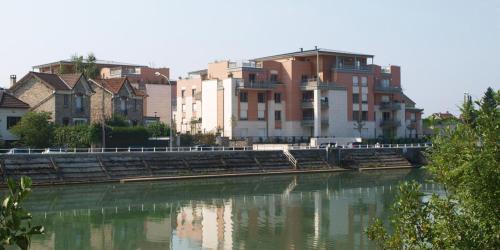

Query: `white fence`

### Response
(0, 143, 432, 155)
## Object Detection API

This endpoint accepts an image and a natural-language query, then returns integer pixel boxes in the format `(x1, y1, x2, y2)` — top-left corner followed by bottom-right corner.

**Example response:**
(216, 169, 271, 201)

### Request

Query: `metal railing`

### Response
(333, 64, 373, 73)
(235, 79, 277, 89)
(379, 102, 402, 110)
(375, 84, 402, 93)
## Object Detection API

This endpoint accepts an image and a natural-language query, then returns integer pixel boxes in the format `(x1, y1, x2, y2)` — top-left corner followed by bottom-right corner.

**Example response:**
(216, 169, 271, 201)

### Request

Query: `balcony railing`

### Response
(301, 117, 329, 126)
(332, 64, 373, 73)
(235, 79, 277, 89)
(380, 119, 401, 128)
(300, 80, 344, 91)
(228, 61, 262, 69)
(375, 84, 402, 93)
(301, 100, 329, 109)
(379, 102, 401, 110)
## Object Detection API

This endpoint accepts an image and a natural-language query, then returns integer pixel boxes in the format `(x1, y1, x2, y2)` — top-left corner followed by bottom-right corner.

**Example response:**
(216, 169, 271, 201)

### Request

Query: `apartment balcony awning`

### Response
(375, 84, 402, 93)
(235, 79, 277, 90)
(379, 102, 402, 111)
(380, 119, 401, 128)
(300, 80, 345, 91)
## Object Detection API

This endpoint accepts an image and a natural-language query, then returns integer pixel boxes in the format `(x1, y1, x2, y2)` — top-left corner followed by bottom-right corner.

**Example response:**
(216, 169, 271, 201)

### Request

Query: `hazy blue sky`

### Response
(0, 0, 498, 115)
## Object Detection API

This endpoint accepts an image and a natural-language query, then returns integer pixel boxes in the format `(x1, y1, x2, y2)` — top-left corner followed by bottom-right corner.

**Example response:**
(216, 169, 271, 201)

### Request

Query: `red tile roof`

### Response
(11, 72, 86, 92)
(59, 73, 83, 88)
(94, 78, 128, 94)
(0, 91, 30, 109)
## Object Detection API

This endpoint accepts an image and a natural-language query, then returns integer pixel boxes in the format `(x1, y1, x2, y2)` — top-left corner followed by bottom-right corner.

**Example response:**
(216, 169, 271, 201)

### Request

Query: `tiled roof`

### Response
(0, 91, 30, 109)
(94, 78, 128, 94)
(31, 72, 70, 90)
(59, 73, 83, 88)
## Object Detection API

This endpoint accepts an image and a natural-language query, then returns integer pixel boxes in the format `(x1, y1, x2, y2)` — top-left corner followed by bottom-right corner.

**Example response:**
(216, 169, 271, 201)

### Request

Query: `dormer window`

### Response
(120, 97, 127, 111)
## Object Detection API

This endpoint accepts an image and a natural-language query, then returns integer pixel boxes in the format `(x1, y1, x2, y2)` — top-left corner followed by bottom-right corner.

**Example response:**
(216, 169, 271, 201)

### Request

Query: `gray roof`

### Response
(33, 59, 147, 69)
(253, 48, 374, 61)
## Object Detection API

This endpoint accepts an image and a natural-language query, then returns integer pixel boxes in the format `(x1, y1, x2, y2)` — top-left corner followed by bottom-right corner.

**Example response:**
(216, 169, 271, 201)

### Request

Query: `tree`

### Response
(70, 53, 99, 79)
(146, 122, 170, 137)
(0, 177, 44, 250)
(367, 87, 499, 249)
(10, 112, 54, 148)
(105, 114, 129, 127)
(53, 125, 92, 148)
(354, 112, 365, 138)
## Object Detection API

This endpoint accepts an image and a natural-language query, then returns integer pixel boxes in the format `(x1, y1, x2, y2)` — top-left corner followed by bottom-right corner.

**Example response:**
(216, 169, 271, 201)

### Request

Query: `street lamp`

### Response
(155, 72, 174, 149)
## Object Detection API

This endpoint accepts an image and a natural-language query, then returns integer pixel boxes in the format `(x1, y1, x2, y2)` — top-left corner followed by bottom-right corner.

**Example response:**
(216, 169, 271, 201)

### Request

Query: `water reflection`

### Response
(23, 169, 438, 250)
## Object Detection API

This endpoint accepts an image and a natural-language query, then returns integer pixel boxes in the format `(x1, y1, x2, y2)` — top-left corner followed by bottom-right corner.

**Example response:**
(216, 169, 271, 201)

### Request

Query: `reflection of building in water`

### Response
(173, 202, 233, 250)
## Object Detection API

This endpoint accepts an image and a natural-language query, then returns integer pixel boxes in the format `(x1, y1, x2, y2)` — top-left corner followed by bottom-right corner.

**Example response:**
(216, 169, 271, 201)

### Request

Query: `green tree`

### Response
(105, 114, 129, 127)
(1, 177, 44, 250)
(70, 53, 99, 79)
(146, 122, 170, 137)
(367, 87, 499, 249)
(10, 112, 54, 148)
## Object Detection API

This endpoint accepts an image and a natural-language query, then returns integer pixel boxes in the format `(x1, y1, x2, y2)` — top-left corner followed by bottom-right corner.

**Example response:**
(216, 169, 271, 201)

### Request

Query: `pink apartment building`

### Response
(33, 60, 175, 125)
(179, 48, 423, 140)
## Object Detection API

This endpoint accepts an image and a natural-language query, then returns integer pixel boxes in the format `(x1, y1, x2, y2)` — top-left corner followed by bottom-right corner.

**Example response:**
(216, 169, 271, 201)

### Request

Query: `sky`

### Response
(0, 0, 498, 115)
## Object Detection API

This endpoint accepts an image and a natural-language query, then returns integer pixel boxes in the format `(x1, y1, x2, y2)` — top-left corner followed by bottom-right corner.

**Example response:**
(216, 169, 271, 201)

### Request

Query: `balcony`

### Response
(235, 79, 277, 90)
(380, 119, 401, 128)
(300, 80, 345, 91)
(301, 117, 329, 126)
(301, 100, 329, 109)
(228, 61, 262, 69)
(379, 102, 401, 110)
(332, 64, 373, 73)
(375, 83, 402, 93)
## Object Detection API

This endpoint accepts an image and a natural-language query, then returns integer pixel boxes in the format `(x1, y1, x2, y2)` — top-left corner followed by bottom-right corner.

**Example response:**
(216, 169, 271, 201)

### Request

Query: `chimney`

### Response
(314, 46, 318, 50)
(10, 75, 16, 86)
(299, 48, 303, 52)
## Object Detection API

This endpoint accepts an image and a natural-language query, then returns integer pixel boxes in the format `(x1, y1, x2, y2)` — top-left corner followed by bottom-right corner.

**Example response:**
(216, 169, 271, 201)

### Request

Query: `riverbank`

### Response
(0, 148, 425, 185)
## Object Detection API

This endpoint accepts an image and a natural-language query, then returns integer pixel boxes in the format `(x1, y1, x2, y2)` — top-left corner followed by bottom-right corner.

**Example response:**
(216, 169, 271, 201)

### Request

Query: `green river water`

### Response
(23, 169, 439, 250)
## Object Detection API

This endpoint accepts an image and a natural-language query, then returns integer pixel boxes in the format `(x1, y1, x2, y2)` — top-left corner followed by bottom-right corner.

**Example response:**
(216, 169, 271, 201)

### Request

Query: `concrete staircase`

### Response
(347, 150, 412, 169)
(289, 149, 332, 169)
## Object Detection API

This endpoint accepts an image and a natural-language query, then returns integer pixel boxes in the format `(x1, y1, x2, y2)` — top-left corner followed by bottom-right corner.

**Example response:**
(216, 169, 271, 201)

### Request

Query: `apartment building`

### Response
(33, 60, 175, 125)
(10, 72, 94, 125)
(178, 48, 423, 140)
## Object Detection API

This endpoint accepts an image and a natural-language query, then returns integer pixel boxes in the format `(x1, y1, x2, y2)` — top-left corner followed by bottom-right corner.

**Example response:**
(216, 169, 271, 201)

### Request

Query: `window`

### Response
(382, 95, 390, 103)
(353, 111, 360, 120)
(301, 75, 308, 83)
(134, 99, 138, 111)
(275, 111, 281, 121)
(240, 110, 248, 120)
(352, 76, 359, 86)
(352, 93, 359, 104)
(73, 118, 88, 125)
(75, 95, 83, 112)
(381, 79, 390, 87)
(63, 95, 69, 108)
(258, 93, 265, 103)
(249, 73, 256, 82)
(120, 98, 127, 111)
(62, 117, 70, 126)
(411, 113, 416, 121)
(6, 117, 21, 129)
(270, 74, 278, 82)
(362, 111, 368, 121)
(362, 93, 368, 104)
(191, 89, 196, 96)
(181, 90, 185, 98)
(274, 93, 281, 103)
(361, 77, 367, 87)
(258, 110, 265, 120)
(240, 92, 248, 102)
(383, 112, 391, 120)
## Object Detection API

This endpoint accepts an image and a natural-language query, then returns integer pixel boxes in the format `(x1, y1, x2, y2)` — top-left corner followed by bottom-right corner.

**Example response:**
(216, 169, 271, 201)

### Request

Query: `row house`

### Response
(177, 48, 423, 140)
(89, 77, 144, 125)
(10, 72, 93, 125)
(9, 72, 145, 125)
(33, 60, 174, 126)
(0, 89, 30, 143)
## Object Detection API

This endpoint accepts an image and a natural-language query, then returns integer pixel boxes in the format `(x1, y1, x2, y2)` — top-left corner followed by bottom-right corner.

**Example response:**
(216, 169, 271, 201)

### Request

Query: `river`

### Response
(25, 168, 439, 250)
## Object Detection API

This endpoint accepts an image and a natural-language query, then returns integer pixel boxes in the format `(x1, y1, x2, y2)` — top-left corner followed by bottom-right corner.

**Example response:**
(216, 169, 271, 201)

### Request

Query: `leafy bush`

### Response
(53, 125, 92, 148)
(105, 114, 129, 127)
(179, 133, 216, 146)
(10, 112, 54, 148)
(1, 177, 44, 249)
(146, 122, 170, 137)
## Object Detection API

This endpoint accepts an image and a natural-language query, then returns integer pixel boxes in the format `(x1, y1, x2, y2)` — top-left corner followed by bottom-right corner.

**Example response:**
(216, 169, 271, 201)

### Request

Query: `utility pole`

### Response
(155, 72, 173, 149)
(101, 86, 106, 148)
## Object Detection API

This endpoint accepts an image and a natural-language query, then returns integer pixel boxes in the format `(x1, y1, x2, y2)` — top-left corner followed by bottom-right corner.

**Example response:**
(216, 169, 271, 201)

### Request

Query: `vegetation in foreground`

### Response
(0, 177, 43, 250)
(367, 87, 499, 249)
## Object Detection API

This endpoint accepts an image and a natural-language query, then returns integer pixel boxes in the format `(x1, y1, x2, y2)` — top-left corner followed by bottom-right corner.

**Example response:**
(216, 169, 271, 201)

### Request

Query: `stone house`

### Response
(0, 90, 30, 143)
(10, 72, 94, 125)
(89, 77, 144, 125)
